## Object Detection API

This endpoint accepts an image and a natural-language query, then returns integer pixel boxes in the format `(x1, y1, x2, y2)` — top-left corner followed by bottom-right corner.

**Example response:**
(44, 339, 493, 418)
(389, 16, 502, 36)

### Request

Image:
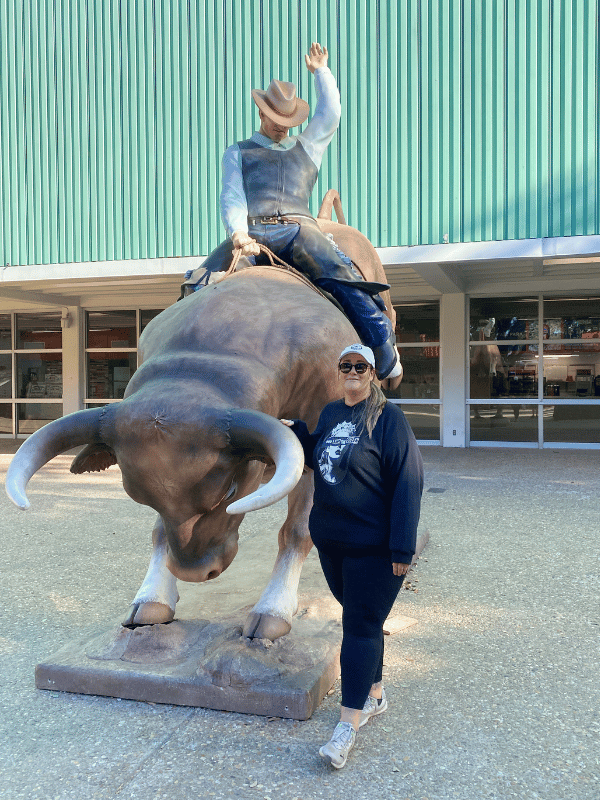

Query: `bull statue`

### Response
(6, 192, 399, 642)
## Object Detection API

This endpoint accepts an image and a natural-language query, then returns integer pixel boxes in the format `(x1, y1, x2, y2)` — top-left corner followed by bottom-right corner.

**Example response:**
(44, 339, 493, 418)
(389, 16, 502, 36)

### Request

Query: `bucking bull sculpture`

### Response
(5, 193, 399, 643)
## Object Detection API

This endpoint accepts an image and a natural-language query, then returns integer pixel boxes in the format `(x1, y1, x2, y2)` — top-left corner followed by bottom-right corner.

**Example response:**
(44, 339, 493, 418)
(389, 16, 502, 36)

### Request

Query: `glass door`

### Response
(468, 296, 600, 448)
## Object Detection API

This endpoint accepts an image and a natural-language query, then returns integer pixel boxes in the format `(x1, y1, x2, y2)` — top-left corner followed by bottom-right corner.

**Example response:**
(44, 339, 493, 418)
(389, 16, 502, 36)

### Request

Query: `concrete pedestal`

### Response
(36, 608, 342, 721)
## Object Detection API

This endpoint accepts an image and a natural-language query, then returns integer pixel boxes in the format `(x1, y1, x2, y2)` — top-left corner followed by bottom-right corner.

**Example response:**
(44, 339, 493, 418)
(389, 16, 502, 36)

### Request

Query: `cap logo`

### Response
(338, 343, 376, 368)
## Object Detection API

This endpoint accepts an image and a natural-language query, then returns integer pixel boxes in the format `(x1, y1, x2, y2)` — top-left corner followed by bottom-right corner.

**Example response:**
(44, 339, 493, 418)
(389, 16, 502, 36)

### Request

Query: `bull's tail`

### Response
(317, 190, 347, 225)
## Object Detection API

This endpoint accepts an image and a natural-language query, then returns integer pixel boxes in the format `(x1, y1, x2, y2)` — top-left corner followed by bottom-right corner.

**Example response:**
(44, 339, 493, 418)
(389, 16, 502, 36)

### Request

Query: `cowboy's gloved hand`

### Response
(305, 42, 328, 74)
(232, 230, 260, 257)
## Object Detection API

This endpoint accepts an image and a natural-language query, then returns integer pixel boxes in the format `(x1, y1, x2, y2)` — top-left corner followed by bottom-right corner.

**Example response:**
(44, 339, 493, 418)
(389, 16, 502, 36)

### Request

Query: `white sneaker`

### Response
(319, 721, 356, 769)
(359, 687, 388, 728)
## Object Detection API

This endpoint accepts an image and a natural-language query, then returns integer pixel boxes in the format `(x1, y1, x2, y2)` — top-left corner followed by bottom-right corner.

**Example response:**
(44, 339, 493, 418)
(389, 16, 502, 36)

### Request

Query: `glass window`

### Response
(543, 297, 600, 339)
(385, 347, 439, 400)
(469, 298, 538, 341)
(87, 352, 137, 400)
(396, 404, 440, 440)
(543, 405, 600, 444)
(470, 344, 538, 399)
(0, 354, 11, 398)
(17, 403, 62, 434)
(0, 403, 12, 433)
(0, 315, 11, 349)
(140, 309, 164, 333)
(86, 311, 136, 348)
(470, 404, 538, 443)
(16, 354, 62, 399)
(542, 343, 600, 399)
(16, 312, 62, 349)
(394, 301, 440, 342)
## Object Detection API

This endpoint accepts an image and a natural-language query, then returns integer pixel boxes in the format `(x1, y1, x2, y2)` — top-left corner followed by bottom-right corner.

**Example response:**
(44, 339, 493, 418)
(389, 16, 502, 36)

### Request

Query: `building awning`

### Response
(0, 234, 599, 310)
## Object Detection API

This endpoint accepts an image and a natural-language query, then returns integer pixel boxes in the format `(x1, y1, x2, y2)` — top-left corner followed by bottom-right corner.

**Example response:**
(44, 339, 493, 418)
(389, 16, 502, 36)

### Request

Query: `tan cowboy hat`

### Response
(251, 80, 310, 128)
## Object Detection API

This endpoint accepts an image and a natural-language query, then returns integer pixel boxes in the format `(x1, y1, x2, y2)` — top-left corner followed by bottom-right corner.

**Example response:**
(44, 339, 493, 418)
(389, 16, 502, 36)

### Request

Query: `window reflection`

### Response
(470, 344, 538, 399)
(0, 315, 11, 349)
(0, 403, 11, 433)
(543, 405, 600, 444)
(470, 298, 538, 340)
(384, 348, 439, 400)
(16, 312, 62, 349)
(140, 309, 164, 333)
(394, 301, 440, 341)
(87, 311, 136, 348)
(0, 354, 11, 398)
(543, 344, 600, 398)
(543, 298, 600, 339)
(470, 404, 538, 443)
(17, 403, 62, 434)
(87, 352, 136, 399)
(395, 404, 440, 440)
(16, 354, 62, 398)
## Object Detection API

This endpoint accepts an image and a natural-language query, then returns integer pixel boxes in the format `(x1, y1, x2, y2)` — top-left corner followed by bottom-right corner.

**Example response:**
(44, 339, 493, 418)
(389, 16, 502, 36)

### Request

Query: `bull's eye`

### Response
(208, 480, 237, 512)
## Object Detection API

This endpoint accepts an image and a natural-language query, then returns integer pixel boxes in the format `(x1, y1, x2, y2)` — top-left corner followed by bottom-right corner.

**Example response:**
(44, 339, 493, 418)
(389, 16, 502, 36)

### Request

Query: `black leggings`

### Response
(317, 542, 405, 710)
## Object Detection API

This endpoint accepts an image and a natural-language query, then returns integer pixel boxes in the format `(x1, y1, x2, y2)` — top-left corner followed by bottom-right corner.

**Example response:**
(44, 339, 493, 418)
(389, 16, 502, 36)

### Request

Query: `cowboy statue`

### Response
(184, 42, 402, 380)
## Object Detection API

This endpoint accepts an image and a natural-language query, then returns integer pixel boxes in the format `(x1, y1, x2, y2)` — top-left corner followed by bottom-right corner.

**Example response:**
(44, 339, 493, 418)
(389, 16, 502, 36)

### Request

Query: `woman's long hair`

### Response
(354, 380, 387, 438)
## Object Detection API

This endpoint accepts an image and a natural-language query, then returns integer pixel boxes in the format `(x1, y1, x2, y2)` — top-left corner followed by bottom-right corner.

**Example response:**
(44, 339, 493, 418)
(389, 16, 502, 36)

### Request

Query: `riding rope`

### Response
(223, 243, 328, 298)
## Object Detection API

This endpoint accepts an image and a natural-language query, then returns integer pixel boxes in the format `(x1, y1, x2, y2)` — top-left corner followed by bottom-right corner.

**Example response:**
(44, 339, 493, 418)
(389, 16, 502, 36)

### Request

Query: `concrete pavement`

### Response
(0, 444, 599, 800)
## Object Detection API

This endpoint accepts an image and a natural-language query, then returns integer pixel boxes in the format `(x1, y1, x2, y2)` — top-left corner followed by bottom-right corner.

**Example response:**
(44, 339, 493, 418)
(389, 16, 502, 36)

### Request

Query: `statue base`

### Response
(35, 608, 342, 721)
(35, 533, 427, 720)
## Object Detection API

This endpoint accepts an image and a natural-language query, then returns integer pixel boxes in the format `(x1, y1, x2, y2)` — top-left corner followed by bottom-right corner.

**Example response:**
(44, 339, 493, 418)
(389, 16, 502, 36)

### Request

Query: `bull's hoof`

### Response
(122, 602, 175, 627)
(243, 611, 291, 641)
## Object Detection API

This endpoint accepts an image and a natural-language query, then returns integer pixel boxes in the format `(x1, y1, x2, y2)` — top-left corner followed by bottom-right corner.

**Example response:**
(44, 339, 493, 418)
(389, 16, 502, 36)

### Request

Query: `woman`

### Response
(282, 343, 423, 769)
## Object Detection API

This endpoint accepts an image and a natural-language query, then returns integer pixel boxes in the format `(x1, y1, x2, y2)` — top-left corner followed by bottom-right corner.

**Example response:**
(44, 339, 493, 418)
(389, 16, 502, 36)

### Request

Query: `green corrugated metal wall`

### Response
(0, 0, 598, 266)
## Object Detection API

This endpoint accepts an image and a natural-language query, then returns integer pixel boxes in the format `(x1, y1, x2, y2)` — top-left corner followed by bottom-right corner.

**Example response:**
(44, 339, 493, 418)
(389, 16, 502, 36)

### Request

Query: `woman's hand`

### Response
(392, 562, 411, 577)
(280, 419, 293, 427)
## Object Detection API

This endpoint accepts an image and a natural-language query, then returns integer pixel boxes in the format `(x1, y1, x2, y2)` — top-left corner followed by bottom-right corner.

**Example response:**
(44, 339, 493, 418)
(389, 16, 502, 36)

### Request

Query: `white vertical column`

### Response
(440, 293, 467, 447)
(61, 306, 83, 416)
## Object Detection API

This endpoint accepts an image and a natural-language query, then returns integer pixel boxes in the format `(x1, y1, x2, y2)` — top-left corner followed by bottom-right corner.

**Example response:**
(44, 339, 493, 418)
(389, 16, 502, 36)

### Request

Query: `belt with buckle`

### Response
(248, 214, 311, 226)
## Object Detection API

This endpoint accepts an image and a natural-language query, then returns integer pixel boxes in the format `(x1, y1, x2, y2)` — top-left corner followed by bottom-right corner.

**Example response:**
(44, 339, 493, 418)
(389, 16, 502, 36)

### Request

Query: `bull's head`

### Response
(5, 394, 304, 582)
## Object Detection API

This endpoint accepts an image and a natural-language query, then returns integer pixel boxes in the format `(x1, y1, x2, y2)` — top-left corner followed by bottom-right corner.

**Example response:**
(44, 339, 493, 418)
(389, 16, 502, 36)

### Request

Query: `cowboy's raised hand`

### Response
(305, 42, 328, 73)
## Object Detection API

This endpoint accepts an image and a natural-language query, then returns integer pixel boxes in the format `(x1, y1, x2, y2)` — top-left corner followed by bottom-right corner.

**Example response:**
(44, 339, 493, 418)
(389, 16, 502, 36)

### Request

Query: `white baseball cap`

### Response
(338, 343, 376, 368)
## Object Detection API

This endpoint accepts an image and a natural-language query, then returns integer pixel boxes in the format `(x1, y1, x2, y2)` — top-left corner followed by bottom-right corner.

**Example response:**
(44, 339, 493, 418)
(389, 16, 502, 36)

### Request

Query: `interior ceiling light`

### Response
(544, 297, 600, 302)
(520, 354, 580, 359)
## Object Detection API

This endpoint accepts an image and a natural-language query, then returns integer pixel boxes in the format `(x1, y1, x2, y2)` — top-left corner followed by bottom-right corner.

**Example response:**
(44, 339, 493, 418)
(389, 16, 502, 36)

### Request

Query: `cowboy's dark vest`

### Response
(238, 138, 318, 219)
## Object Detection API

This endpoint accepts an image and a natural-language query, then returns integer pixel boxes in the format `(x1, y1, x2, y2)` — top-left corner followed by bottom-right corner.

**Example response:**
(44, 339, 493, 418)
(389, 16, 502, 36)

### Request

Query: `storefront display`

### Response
(469, 296, 600, 447)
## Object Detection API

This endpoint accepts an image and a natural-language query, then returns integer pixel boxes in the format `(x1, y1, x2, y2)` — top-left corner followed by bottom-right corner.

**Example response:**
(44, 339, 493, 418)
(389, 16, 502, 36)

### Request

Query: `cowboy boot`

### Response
(372, 335, 403, 380)
(315, 280, 401, 379)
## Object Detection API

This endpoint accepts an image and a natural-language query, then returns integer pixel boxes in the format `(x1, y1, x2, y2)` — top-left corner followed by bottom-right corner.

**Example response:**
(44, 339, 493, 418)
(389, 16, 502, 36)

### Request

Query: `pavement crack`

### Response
(103, 708, 198, 799)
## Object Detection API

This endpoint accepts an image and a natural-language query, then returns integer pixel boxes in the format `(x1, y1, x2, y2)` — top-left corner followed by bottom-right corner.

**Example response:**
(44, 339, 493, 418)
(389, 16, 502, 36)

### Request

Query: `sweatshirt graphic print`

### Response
(317, 420, 360, 485)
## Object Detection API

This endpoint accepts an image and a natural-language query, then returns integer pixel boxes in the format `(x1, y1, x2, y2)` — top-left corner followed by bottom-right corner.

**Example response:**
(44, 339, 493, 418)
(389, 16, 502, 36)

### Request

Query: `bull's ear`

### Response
(70, 443, 117, 474)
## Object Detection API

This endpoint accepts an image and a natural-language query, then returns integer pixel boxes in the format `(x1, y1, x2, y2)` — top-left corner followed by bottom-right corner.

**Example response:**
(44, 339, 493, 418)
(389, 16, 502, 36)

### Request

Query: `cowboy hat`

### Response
(251, 80, 310, 128)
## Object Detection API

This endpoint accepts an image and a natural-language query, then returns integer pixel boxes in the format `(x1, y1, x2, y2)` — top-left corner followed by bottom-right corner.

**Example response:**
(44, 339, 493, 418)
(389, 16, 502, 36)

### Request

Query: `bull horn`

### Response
(5, 408, 106, 510)
(225, 409, 304, 515)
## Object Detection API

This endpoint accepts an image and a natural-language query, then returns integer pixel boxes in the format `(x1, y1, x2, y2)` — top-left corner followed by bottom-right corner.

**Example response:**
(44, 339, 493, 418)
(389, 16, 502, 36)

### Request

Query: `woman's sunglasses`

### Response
(338, 361, 371, 374)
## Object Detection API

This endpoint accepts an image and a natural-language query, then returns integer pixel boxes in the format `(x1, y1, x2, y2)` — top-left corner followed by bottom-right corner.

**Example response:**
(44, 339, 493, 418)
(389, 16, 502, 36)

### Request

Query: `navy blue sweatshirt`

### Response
(291, 399, 423, 564)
